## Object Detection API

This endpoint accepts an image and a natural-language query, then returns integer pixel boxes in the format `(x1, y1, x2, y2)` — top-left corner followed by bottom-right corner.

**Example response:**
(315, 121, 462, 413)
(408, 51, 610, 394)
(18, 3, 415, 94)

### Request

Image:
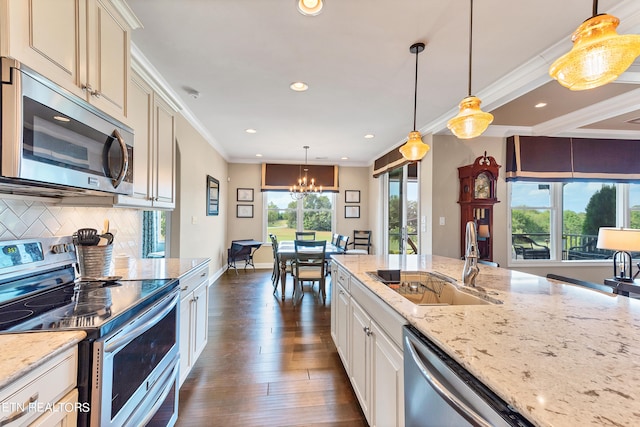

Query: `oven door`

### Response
(91, 289, 179, 427)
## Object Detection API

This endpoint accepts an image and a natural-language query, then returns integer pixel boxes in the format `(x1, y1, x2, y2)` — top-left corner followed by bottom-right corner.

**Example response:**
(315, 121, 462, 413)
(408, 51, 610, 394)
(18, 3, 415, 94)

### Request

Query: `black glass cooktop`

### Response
(0, 275, 178, 339)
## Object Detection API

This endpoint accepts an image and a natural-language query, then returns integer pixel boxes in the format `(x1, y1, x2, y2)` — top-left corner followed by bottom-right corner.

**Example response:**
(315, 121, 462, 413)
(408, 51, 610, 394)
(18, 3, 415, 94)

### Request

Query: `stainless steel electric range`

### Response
(0, 236, 180, 427)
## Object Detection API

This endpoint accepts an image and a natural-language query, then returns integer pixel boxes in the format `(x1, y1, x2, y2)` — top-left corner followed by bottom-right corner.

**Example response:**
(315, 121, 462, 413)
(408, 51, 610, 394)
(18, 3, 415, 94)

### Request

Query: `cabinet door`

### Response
(30, 388, 79, 427)
(192, 282, 209, 361)
(86, 0, 130, 121)
(179, 294, 192, 387)
(153, 96, 176, 208)
(335, 283, 350, 367)
(371, 321, 404, 427)
(5, 0, 86, 99)
(126, 71, 153, 205)
(349, 299, 371, 422)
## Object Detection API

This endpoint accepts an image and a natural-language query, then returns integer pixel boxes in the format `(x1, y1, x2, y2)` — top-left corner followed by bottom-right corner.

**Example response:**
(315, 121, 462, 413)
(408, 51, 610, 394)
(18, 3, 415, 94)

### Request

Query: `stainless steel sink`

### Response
(367, 270, 500, 306)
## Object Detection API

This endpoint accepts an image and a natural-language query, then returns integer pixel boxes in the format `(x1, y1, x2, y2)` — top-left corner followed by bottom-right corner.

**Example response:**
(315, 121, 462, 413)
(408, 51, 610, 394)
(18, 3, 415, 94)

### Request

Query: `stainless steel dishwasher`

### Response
(403, 325, 533, 427)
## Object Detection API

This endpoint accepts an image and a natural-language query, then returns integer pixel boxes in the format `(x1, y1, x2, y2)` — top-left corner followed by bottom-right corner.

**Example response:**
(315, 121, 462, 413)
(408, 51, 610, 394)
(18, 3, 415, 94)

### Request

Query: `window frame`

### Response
(508, 181, 636, 266)
(263, 191, 336, 243)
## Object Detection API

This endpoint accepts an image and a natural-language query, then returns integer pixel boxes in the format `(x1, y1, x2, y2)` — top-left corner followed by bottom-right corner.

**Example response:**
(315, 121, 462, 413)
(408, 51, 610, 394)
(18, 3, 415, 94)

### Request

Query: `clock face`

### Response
(474, 173, 491, 199)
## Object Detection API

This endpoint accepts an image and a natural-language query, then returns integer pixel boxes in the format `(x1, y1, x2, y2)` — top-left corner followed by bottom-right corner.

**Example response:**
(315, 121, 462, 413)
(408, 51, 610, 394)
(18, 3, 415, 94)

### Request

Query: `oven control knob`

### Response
(52, 243, 74, 254)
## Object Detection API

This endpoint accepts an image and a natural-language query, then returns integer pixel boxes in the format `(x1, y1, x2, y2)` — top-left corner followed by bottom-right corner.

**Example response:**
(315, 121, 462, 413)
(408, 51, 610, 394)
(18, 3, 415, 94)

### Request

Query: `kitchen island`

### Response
(331, 254, 640, 427)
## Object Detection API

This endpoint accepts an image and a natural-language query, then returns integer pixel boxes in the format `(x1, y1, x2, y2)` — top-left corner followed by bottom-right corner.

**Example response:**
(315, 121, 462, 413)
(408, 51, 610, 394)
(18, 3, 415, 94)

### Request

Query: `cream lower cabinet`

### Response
(0, 346, 78, 427)
(331, 271, 406, 427)
(179, 263, 210, 387)
(331, 264, 351, 367)
(2, 0, 136, 124)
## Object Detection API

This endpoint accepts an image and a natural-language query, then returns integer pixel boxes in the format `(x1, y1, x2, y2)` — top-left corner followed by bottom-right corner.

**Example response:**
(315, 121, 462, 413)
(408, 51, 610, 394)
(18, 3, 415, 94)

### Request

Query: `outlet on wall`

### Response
(439, 217, 445, 226)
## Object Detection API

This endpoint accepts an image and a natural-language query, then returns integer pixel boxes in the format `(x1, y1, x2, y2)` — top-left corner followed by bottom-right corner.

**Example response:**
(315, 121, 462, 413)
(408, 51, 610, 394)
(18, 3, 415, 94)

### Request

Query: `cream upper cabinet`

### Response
(3, 0, 133, 123)
(153, 96, 176, 208)
(120, 70, 176, 209)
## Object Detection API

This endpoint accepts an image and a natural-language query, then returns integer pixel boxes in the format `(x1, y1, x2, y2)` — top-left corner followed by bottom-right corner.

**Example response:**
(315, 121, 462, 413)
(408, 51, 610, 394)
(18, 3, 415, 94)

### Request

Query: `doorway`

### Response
(386, 163, 419, 254)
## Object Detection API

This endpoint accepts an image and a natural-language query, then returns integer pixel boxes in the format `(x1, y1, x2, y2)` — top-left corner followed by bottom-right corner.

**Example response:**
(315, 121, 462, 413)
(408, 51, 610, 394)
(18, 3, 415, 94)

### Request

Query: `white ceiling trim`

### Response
(130, 44, 229, 160)
(532, 88, 640, 136)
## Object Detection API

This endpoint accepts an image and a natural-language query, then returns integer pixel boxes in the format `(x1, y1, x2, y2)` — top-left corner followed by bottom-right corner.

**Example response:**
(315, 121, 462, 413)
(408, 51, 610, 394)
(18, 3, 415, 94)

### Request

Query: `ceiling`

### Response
(126, 0, 640, 166)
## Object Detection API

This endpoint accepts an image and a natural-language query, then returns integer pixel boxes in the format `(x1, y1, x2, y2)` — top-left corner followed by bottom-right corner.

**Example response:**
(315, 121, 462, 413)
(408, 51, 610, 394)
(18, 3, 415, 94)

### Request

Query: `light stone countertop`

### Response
(113, 257, 210, 280)
(0, 331, 86, 390)
(331, 254, 640, 427)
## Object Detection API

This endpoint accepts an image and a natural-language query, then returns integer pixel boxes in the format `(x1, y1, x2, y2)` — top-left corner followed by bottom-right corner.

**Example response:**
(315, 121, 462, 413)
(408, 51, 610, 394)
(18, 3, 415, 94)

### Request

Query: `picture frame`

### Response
(207, 175, 219, 216)
(345, 190, 360, 203)
(345, 205, 360, 218)
(237, 204, 254, 218)
(237, 188, 254, 202)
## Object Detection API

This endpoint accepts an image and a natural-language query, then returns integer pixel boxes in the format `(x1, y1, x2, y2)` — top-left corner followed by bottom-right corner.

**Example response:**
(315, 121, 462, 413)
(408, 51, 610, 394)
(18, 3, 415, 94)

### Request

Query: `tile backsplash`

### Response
(0, 198, 143, 258)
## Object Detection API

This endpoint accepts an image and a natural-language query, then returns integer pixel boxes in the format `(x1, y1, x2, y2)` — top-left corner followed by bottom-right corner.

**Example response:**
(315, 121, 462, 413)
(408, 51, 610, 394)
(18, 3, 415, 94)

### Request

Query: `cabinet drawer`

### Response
(179, 264, 209, 296)
(0, 347, 77, 427)
(336, 266, 350, 292)
(30, 388, 79, 427)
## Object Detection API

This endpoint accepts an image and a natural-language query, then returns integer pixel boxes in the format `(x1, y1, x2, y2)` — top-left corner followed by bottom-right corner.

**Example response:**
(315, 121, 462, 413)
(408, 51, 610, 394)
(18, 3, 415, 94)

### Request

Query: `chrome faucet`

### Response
(462, 221, 480, 287)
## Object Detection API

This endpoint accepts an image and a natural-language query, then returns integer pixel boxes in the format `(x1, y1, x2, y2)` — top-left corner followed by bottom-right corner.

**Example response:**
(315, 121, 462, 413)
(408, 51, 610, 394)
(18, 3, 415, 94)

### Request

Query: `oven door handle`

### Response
(105, 291, 178, 353)
(136, 363, 178, 427)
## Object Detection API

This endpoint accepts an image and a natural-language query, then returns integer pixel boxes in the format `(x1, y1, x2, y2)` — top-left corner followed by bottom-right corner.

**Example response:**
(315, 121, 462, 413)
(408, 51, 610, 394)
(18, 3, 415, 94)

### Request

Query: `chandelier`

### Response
(447, 0, 493, 139)
(399, 42, 430, 161)
(549, 0, 640, 91)
(290, 146, 322, 200)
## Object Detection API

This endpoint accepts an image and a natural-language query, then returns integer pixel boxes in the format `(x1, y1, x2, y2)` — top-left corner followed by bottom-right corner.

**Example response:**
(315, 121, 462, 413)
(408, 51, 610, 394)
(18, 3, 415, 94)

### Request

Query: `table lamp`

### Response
(596, 227, 640, 282)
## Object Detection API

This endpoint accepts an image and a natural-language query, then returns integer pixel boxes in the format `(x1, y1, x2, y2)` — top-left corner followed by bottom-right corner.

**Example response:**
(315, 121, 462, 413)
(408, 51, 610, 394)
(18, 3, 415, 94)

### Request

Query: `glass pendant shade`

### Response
(447, 96, 494, 140)
(297, 0, 323, 16)
(399, 131, 430, 161)
(549, 14, 640, 90)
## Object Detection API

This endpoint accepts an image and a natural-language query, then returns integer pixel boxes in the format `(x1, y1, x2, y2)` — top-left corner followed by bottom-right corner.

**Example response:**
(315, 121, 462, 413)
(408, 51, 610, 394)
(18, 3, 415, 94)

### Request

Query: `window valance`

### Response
(261, 163, 339, 192)
(506, 135, 640, 182)
(373, 145, 414, 178)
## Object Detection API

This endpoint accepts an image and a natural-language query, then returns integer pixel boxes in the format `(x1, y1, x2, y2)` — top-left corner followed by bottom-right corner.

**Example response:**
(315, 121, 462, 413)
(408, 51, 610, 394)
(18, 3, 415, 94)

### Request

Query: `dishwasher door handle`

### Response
(404, 335, 493, 427)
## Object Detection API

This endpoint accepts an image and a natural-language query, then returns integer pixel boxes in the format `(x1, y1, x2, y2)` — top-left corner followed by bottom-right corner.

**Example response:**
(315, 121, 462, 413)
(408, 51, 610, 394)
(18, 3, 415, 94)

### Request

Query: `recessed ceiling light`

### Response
(297, 0, 323, 16)
(341, 156, 349, 160)
(290, 82, 309, 92)
(53, 115, 70, 122)
(255, 153, 263, 157)
(364, 134, 375, 139)
(534, 102, 547, 108)
(245, 128, 257, 134)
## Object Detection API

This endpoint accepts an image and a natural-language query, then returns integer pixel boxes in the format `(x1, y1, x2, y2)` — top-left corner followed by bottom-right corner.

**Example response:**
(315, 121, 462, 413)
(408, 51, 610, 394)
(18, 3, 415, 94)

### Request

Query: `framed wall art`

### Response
(237, 188, 254, 202)
(345, 205, 360, 218)
(207, 175, 219, 216)
(345, 190, 360, 203)
(237, 204, 254, 218)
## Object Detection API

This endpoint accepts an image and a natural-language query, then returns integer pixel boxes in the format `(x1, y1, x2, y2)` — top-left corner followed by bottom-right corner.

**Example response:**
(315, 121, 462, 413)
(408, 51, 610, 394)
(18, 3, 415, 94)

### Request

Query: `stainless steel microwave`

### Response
(0, 57, 133, 196)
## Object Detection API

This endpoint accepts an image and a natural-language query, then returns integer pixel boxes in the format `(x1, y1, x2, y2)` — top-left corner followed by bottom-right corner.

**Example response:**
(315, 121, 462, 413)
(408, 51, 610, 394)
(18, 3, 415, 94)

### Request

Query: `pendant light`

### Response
(399, 42, 430, 161)
(447, 0, 493, 140)
(549, 0, 640, 91)
(290, 146, 322, 199)
(297, 0, 323, 16)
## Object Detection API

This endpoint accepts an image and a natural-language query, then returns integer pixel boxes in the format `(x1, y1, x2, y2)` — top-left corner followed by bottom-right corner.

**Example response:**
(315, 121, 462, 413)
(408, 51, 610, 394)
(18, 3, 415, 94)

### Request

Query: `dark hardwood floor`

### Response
(176, 269, 367, 427)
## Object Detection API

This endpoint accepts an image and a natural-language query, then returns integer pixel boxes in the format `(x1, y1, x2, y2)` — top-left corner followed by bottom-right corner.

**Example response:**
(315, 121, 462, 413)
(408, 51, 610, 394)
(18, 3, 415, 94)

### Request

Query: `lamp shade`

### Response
(399, 131, 430, 161)
(447, 96, 494, 139)
(297, 0, 323, 16)
(478, 224, 490, 238)
(549, 14, 640, 90)
(596, 227, 640, 251)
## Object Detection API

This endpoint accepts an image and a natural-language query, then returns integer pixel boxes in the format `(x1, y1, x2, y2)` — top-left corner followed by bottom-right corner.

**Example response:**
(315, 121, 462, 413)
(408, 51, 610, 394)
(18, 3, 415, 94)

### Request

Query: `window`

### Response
(509, 181, 639, 262)
(142, 211, 167, 258)
(265, 192, 335, 242)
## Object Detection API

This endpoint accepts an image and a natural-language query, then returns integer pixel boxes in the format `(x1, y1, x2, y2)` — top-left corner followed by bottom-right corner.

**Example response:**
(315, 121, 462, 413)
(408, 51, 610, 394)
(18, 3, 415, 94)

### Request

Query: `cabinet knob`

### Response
(91, 90, 101, 98)
(363, 326, 372, 336)
(181, 286, 189, 291)
(81, 84, 93, 93)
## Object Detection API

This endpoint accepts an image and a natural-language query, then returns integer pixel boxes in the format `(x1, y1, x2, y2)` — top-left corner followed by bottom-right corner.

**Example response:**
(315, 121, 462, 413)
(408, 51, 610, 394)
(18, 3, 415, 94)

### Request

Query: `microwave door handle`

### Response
(109, 129, 129, 188)
(404, 335, 493, 427)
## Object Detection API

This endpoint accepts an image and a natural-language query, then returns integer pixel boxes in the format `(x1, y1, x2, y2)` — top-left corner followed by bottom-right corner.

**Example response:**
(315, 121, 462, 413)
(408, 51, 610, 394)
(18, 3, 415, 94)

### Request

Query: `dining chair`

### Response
(336, 234, 350, 252)
(293, 240, 327, 304)
(330, 233, 340, 246)
(295, 231, 316, 240)
(269, 234, 280, 292)
(347, 230, 372, 254)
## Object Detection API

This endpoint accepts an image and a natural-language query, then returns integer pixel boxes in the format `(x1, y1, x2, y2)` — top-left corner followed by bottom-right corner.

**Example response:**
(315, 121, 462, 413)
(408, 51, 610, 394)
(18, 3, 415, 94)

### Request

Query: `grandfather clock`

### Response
(458, 152, 500, 261)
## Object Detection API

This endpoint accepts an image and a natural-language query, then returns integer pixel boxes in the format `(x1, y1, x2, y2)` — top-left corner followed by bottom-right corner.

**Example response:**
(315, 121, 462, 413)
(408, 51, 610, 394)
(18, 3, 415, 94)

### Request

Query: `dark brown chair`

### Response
(347, 230, 371, 254)
(293, 240, 327, 304)
(295, 231, 316, 240)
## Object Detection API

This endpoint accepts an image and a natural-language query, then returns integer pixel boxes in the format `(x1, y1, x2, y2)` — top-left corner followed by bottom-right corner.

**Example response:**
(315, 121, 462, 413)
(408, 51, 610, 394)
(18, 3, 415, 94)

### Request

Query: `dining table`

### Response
(276, 240, 343, 301)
